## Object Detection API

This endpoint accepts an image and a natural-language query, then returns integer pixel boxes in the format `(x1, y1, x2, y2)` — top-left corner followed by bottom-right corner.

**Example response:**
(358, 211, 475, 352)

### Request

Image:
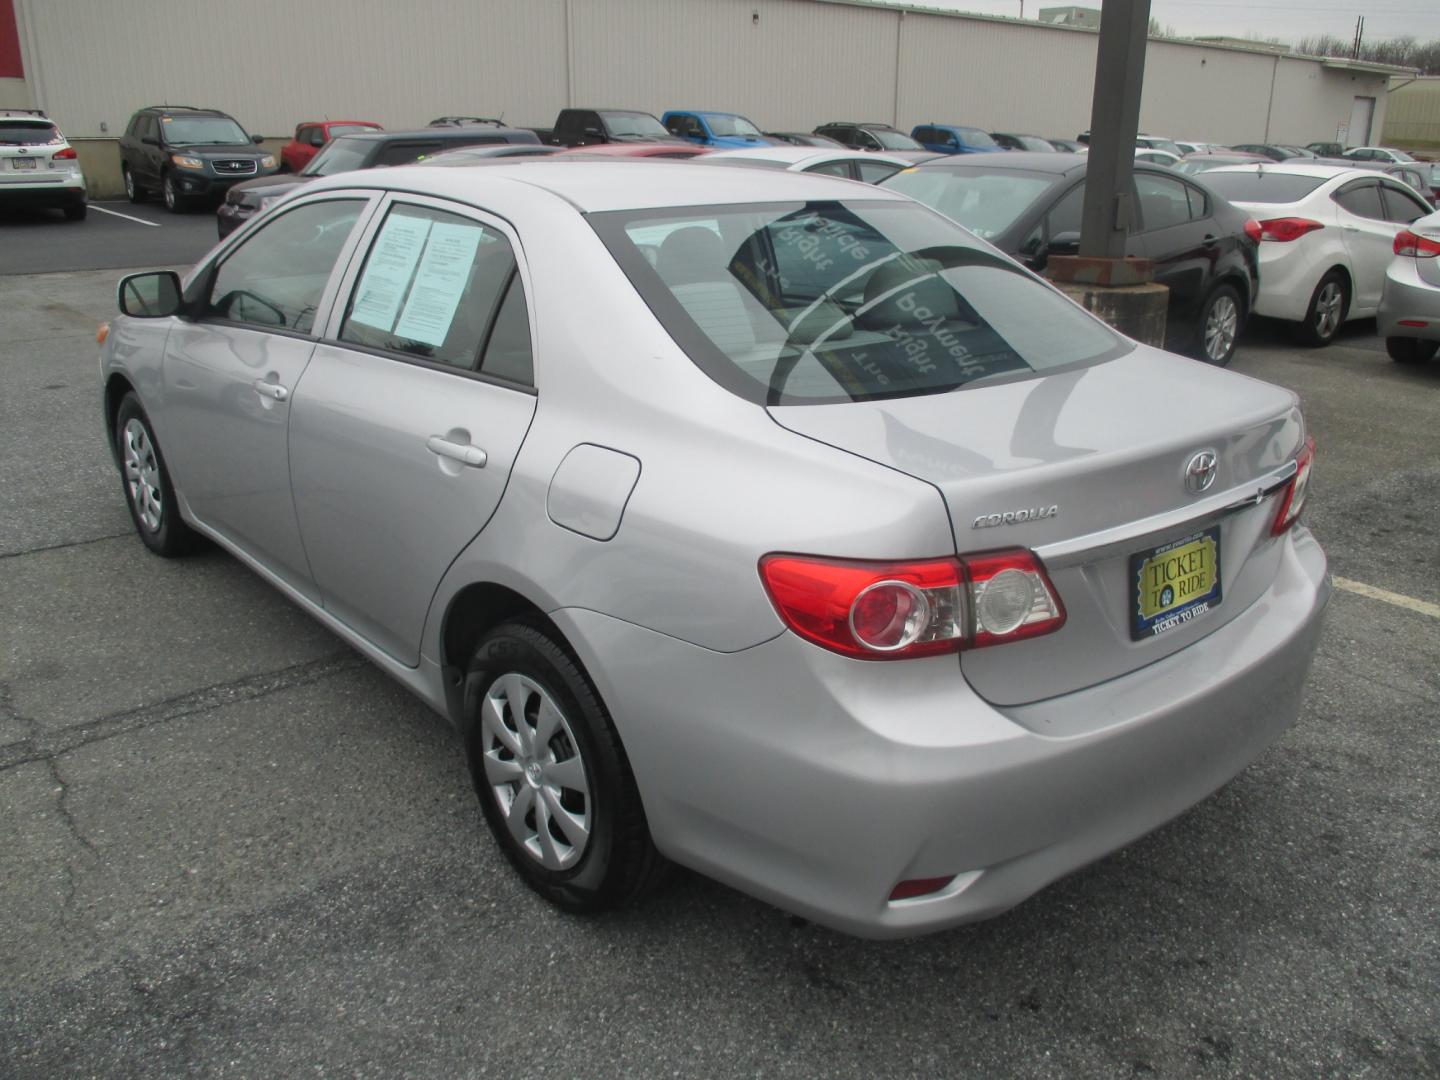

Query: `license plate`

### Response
(1129, 526, 1222, 641)
(11, 158, 36, 170)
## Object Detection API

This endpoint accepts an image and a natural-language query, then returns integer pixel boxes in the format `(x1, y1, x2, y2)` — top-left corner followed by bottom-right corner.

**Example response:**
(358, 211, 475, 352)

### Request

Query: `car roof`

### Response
(701, 146, 911, 167)
(908, 151, 1086, 175)
(336, 127, 535, 144)
(303, 159, 911, 213)
(1203, 163, 1377, 181)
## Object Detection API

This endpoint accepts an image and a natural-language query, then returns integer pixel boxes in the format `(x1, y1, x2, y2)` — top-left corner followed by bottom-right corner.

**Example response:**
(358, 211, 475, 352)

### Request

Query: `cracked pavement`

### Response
(0, 269, 1436, 1078)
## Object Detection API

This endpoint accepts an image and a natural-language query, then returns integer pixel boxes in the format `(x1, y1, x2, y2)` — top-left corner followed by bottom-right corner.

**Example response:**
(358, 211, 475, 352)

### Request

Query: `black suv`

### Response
(215, 125, 542, 237)
(812, 122, 922, 152)
(119, 105, 278, 213)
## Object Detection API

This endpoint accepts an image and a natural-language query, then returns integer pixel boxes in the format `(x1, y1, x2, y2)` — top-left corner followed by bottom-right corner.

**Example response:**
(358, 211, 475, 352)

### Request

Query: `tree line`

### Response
(1294, 34, 1440, 74)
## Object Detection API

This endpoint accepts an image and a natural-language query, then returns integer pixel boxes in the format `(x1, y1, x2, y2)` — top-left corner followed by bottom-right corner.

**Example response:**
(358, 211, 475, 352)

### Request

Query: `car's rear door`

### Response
(1132, 170, 1218, 341)
(161, 193, 377, 599)
(287, 194, 538, 666)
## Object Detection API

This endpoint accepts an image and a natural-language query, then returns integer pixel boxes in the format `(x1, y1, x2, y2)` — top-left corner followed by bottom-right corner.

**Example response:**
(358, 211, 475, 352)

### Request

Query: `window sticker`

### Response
(349, 213, 433, 331)
(392, 222, 484, 347)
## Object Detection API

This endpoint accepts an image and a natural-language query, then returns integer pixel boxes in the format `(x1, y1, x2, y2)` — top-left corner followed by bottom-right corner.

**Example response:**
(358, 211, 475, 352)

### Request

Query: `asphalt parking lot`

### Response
(1, 219, 1437, 1077)
(0, 200, 221, 275)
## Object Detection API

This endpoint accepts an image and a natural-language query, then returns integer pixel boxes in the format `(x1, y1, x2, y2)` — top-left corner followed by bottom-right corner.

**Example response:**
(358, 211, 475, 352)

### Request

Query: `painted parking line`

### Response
(1333, 577, 1440, 619)
(91, 205, 161, 228)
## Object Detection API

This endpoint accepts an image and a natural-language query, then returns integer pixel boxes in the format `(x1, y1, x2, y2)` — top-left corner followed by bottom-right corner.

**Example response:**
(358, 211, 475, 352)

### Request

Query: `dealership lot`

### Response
(1, 225, 1438, 1080)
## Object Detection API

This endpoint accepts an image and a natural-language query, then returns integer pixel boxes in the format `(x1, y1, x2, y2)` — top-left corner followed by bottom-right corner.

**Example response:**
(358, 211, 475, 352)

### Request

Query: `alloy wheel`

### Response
(1204, 294, 1238, 362)
(1314, 281, 1343, 340)
(122, 417, 163, 531)
(124, 170, 134, 200)
(480, 672, 592, 871)
(163, 176, 176, 211)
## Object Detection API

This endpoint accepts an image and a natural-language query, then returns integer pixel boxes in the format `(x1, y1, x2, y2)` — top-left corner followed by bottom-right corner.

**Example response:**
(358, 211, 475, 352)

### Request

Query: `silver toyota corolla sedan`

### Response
(99, 162, 1329, 938)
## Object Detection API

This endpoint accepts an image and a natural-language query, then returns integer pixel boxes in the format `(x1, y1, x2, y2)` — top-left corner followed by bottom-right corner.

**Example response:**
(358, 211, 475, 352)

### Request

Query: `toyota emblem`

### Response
(1184, 450, 1218, 494)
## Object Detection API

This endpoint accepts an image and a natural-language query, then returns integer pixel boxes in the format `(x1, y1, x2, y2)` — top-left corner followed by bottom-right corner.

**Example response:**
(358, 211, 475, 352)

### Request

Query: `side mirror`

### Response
(1048, 231, 1082, 254)
(117, 271, 182, 318)
(141, 136, 158, 146)
(583, 127, 604, 139)
(252, 134, 266, 145)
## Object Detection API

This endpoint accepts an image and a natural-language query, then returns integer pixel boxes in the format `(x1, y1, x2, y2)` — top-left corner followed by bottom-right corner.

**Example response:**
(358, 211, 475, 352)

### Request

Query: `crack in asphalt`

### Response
(0, 531, 133, 562)
(0, 653, 363, 775)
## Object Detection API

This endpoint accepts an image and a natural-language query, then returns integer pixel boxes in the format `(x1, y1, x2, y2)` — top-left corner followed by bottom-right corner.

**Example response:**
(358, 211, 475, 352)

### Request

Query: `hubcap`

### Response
(480, 672, 592, 871)
(124, 171, 134, 198)
(1203, 294, 1238, 361)
(122, 418, 163, 531)
(164, 178, 175, 209)
(1314, 281, 1343, 338)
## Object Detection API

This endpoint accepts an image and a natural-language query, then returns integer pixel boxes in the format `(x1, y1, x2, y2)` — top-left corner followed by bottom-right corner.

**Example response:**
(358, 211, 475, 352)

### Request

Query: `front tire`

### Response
(1295, 270, 1349, 347)
(162, 172, 189, 214)
(1194, 282, 1242, 365)
(1386, 337, 1438, 364)
(115, 393, 199, 557)
(465, 620, 664, 913)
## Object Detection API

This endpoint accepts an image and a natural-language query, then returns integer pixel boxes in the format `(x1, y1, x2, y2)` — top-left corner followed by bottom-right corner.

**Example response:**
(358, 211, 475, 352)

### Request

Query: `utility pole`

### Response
(1078, 0, 1150, 259)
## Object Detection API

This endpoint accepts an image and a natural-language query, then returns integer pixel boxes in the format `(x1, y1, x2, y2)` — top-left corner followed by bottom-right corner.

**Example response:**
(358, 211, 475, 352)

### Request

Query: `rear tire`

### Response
(464, 619, 665, 914)
(1294, 270, 1348, 347)
(1193, 282, 1242, 365)
(1386, 337, 1439, 364)
(63, 200, 87, 222)
(123, 166, 146, 204)
(114, 393, 200, 558)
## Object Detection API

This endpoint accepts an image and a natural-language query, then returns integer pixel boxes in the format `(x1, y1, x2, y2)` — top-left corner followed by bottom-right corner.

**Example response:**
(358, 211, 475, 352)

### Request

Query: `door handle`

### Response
(252, 378, 288, 401)
(426, 435, 487, 468)
(1342, 224, 1360, 232)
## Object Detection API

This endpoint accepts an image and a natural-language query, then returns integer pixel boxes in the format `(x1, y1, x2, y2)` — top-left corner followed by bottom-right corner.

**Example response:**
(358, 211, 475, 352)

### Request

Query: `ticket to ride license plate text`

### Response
(1129, 526, 1222, 640)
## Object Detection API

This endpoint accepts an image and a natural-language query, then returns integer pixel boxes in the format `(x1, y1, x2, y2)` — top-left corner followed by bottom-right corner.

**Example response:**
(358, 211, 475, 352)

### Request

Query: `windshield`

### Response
(602, 112, 670, 138)
(705, 114, 763, 138)
(881, 167, 1056, 240)
(162, 116, 250, 146)
(1389, 149, 1415, 162)
(0, 121, 60, 145)
(1202, 172, 1328, 203)
(302, 137, 372, 176)
(591, 200, 1126, 405)
(956, 129, 999, 149)
(869, 128, 922, 151)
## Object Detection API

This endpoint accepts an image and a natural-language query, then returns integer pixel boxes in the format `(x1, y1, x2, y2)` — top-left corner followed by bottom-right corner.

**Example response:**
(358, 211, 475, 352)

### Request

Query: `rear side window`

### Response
(591, 199, 1127, 405)
(1334, 182, 1384, 220)
(1379, 183, 1428, 225)
(1135, 173, 1193, 231)
(856, 160, 903, 184)
(205, 199, 366, 333)
(1202, 172, 1328, 203)
(339, 204, 532, 381)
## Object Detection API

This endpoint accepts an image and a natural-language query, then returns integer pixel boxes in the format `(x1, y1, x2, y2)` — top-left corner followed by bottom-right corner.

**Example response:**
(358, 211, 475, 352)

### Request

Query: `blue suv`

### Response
(662, 111, 771, 148)
(911, 124, 1004, 155)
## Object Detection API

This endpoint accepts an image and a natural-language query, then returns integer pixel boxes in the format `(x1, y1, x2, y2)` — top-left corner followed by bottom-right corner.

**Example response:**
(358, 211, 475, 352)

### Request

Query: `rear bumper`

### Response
(553, 528, 1329, 938)
(1377, 257, 1440, 342)
(0, 174, 86, 206)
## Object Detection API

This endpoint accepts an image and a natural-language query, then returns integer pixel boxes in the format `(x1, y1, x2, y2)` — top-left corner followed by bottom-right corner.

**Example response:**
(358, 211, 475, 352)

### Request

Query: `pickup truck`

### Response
(528, 109, 683, 148)
(661, 110, 772, 148)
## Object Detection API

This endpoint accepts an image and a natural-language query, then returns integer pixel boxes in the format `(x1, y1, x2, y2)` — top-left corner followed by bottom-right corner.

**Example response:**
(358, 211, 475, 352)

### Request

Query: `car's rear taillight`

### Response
(1271, 435, 1316, 536)
(1257, 217, 1324, 242)
(758, 549, 1065, 660)
(52, 146, 77, 160)
(1243, 218, 1262, 244)
(1394, 229, 1440, 258)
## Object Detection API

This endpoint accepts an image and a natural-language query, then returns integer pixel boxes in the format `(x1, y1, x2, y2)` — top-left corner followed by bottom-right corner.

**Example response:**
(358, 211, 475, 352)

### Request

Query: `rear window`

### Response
(601, 112, 669, 138)
(303, 138, 372, 176)
(329, 124, 379, 137)
(881, 166, 1056, 239)
(0, 122, 60, 145)
(591, 200, 1128, 405)
(867, 128, 921, 151)
(1202, 172, 1327, 203)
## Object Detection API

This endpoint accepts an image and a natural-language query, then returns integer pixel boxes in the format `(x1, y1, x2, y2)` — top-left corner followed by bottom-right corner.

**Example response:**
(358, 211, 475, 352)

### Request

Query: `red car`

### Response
(558, 143, 711, 160)
(280, 120, 382, 172)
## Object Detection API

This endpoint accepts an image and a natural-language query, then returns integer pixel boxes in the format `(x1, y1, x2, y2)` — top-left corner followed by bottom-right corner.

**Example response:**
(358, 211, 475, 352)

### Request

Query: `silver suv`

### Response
(0, 109, 86, 220)
(98, 162, 1329, 938)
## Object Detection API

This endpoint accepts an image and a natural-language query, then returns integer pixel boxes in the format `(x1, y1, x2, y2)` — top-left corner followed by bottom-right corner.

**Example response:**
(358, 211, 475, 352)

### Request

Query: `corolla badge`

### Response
(972, 505, 1058, 529)
(1184, 449, 1219, 495)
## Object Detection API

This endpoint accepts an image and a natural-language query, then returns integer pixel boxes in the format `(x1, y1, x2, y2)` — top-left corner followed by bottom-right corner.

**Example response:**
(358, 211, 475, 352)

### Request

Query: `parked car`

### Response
(424, 145, 562, 165)
(1136, 149, 1183, 168)
(763, 131, 844, 148)
(99, 159, 1328, 938)
(1229, 144, 1303, 162)
(1378, 207, 1440, 364)
(1175, 141, 1227, 155)
(661, 111, 771, 148)
(1306, 142, 1345, 157)
(1135, 134, 1184, 156)
(1311, 158, 1437, 207)
(911, 124, 1003, 155)
(530, 109, 683, 148)
(991, 132, 1057, 152)
(215, 125, 541, 237)
(1279, 145, 1319, 159)
(1048, 137, 1084, 153)
(697, 146, 914, 184)
(0, 108, 86, 220)
(120, 105, 276, 213)
(1202, 164, 1433, 346)
(281, 120, 381, 173)
(559, 144, 711, 160)
(814, 122, 922, 151)
(1177, 152, 1269, 175)
(882, 152, 1259, 365)
(1342, 146, 1416, 165)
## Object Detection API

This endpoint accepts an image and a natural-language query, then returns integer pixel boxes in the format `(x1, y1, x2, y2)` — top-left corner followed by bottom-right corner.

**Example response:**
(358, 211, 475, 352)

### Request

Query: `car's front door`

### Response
(1333, 178, 1399, 311)
(287, 195, 539, 665)
(161, 195, 375, 600)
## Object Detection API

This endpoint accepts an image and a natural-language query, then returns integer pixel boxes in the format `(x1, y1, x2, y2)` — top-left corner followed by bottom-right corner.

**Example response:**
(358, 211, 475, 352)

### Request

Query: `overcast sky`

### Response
(910, 0, 1440, 43)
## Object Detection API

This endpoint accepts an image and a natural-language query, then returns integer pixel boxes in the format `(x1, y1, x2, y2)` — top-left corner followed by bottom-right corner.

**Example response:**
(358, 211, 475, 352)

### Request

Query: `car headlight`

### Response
(260, 155, 276, 169)
(171, 154, 205, 169)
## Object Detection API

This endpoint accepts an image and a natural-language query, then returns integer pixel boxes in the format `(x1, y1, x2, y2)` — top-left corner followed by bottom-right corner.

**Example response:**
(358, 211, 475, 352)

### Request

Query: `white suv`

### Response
(0, 110, 87, 221)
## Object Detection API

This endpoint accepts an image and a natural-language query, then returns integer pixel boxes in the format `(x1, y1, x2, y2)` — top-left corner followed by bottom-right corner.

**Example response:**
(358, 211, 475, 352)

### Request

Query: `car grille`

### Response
(212, 159, 258, 176)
